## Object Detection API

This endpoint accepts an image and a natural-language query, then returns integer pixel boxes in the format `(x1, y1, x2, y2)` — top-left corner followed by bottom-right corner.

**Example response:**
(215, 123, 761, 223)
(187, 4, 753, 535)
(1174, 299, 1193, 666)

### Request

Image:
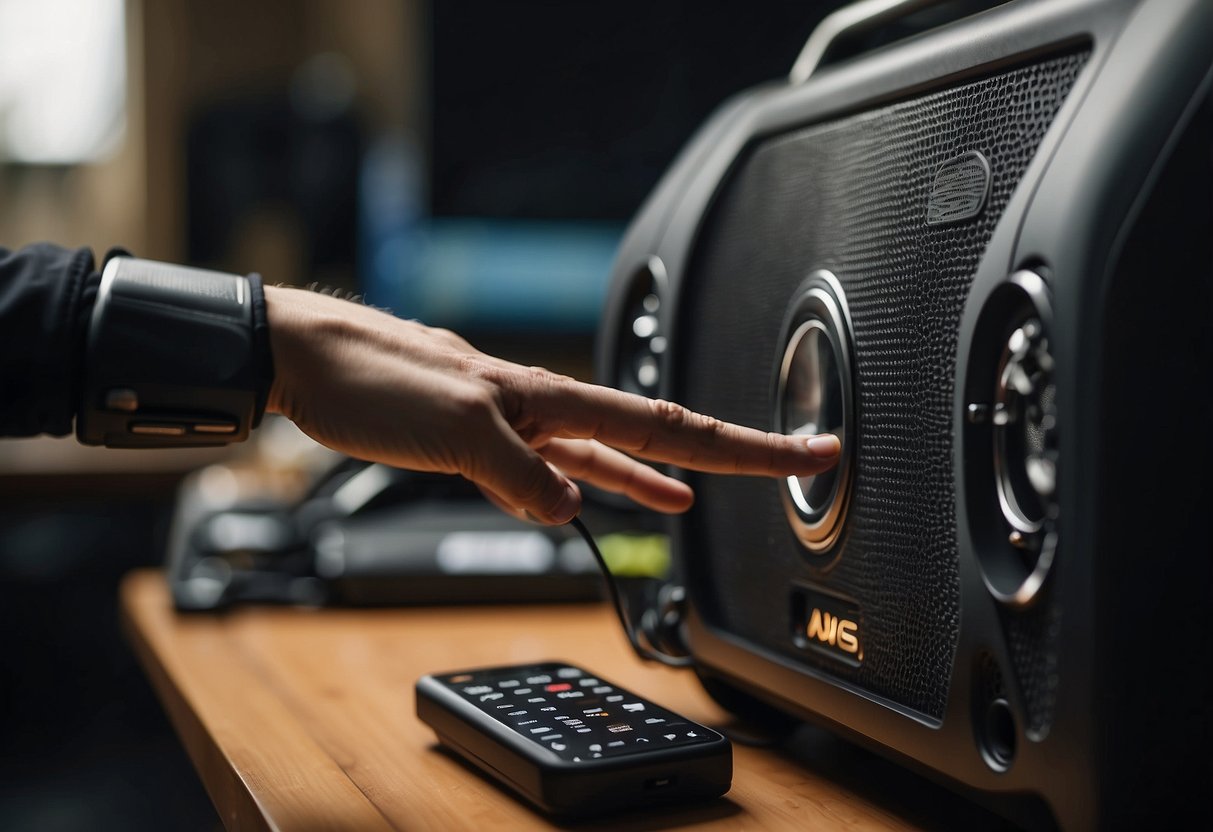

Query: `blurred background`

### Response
(0, 1, 839, 828)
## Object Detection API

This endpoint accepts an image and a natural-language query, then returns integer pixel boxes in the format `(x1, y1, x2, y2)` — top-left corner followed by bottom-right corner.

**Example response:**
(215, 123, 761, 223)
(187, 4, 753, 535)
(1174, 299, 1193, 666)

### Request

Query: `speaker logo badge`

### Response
(793, 587, 863, 666)
(926, 150, 991, 225)
(806, 609, 860, 655)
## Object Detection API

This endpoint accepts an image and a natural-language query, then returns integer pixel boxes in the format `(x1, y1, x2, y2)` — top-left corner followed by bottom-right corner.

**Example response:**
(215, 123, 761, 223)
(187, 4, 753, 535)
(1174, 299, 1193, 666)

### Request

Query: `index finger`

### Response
(510, 373, 841, 477)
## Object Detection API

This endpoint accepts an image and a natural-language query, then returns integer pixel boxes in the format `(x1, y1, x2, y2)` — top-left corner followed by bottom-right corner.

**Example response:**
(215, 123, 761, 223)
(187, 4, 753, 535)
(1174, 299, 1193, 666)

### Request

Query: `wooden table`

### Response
(120, 570, 1011, 831)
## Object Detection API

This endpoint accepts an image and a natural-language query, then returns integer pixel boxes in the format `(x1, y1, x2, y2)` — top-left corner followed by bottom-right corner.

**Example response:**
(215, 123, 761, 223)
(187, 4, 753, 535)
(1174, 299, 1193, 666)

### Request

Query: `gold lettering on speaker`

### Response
(806, 608, 860, 655)
(837, 619, 859, 654)
(794, 588, 863, 665)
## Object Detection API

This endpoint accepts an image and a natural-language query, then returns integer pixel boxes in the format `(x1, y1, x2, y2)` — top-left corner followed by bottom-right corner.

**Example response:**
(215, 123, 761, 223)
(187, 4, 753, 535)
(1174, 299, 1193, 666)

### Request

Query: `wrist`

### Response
(263, 286, 294, 416)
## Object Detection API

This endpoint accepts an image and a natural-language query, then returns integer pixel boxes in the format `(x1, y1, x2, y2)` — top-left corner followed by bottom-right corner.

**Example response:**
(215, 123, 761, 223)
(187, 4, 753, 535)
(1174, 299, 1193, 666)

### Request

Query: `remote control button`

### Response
(556, 668, 582, 679)
(544, 683, 572, 692)
(644, 717, 665, 724)
(526, 675, 552, 685)
(591, 686, 612, 694)
(578, 678, 600, 687)
(539, 706, 556, 712)
(606, 695, 624, 703)
(608, 741, 626, 748)
(463, 685, 493, 695)
(527, 697, 545, 703)
(494, 704, 514, 709)
(576, 728, 592, 733)
(529, 726, 552, 734)
(449, 674, 473, 684)
(606, 723, 633, 734)
(622, 702, 645, 712)
(551, 742, 567, 751)
(540, 734, 563, 741)
(480, 693, 504, 702)
(513, 688, 532, 695)
(498, 680, 519, 688)
(555, 691, 584, 699)
(507, 710, 526, 717)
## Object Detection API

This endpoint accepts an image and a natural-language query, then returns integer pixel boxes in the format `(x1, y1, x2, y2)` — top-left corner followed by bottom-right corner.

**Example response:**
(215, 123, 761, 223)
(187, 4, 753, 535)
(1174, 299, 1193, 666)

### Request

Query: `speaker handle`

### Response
(789, 0, 947, 84)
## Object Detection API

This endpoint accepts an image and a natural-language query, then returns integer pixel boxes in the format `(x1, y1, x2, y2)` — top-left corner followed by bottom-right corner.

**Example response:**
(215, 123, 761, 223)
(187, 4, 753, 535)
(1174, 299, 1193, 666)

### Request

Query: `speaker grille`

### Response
(676, 51, 1089, 719)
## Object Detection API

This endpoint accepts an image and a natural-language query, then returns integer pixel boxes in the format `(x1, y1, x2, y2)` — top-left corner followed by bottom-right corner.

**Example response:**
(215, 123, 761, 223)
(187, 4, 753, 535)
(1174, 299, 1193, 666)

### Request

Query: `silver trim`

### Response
(781, 319, 837, 520)
(775, 271, 855, 555)
(193, 423, 238, 435)
(616, 256, 669, 397)
(789, 0, 944, 84)
(105, 387, 139, 412)
(978, 270, 1059, 609)
(130, 423, 186, 437)
(91, 256, 124, 341)
(992, 320, 1048, 535)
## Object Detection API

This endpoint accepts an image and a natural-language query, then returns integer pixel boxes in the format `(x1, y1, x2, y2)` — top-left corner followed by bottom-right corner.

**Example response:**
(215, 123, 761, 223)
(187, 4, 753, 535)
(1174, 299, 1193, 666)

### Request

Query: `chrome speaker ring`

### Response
(774, 270, 856, 557)
(964, 269, 1060, 609)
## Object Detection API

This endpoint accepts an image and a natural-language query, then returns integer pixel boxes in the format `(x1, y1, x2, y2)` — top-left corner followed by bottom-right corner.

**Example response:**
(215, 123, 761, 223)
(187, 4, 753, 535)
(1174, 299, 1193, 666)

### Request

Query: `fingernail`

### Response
(552, 485, 581, 524)
(807, 434, 841, 457)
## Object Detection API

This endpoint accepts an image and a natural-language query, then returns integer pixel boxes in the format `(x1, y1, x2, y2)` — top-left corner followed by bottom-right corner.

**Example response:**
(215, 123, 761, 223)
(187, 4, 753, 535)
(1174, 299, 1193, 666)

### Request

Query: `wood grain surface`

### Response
(120, 569, 1011, 831)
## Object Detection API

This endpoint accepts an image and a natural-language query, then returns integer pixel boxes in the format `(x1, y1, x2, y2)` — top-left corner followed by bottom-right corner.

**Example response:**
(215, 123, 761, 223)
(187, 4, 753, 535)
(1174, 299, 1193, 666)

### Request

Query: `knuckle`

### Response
(526, 365, 573, 385)
(650, 399, 691, 430)
(455, 353, 487, 379)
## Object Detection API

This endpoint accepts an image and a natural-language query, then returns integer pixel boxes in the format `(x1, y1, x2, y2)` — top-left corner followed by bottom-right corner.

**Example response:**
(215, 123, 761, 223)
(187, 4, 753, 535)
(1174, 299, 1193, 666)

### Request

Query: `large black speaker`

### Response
(597, 1, 1212, 828)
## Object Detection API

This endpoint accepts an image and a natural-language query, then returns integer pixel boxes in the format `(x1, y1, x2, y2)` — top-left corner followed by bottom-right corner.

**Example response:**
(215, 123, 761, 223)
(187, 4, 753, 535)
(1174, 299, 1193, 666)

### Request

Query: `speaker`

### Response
(597, 1, 1212, 828)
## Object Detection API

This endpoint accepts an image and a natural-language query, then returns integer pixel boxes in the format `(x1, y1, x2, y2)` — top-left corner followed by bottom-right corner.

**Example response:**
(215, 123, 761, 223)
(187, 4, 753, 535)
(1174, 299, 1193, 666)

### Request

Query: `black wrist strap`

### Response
(247, 273, 275, 428)
(76, 257, 270, 448)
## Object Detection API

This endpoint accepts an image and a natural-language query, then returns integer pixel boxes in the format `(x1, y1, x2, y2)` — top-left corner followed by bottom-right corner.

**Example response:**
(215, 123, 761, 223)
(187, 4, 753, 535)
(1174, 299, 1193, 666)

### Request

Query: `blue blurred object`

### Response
(359, 133, 621, 333)
(357, 2, 827, 338)
(367, 222, 620, 332)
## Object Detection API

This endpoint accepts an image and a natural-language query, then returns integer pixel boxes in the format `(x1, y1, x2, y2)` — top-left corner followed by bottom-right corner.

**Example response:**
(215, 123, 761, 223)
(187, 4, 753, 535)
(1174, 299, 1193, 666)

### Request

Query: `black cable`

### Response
(568, 516, 694, 668)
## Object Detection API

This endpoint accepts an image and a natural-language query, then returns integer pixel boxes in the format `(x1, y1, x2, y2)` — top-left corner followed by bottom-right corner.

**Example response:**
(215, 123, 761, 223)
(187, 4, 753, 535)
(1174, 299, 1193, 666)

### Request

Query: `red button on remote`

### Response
(544, 682, 572, 692)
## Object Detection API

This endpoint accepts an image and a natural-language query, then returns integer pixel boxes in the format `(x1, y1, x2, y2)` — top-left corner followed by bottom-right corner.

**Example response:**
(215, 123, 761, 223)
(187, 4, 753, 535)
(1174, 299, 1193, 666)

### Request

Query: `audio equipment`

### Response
(597, 1, 1212, 828)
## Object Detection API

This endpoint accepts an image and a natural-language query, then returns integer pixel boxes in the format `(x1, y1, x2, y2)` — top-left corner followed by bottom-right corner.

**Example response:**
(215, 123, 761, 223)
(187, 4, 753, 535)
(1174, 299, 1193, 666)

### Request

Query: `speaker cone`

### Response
(775, 271, 855, 556)
(964, 270, 1059, 607)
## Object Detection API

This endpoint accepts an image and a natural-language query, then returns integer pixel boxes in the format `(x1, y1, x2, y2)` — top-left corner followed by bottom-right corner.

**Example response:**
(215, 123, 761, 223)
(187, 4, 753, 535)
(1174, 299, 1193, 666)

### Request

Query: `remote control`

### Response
(416, 661, 732, 816)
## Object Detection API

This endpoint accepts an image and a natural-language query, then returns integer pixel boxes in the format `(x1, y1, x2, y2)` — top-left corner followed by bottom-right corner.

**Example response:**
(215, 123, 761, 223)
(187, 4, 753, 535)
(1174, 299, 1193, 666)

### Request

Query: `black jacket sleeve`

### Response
(0, 243, 99, 438)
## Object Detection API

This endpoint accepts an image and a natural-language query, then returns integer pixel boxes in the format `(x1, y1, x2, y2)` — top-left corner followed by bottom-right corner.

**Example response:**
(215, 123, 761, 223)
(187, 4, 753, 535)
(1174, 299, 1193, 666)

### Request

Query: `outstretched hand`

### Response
(265, 287, 841, 524)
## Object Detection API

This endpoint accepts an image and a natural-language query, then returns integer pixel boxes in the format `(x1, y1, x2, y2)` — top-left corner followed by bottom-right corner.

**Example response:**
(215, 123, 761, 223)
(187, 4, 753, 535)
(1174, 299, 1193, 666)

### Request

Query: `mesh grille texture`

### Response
(676, 51, 1089, 719)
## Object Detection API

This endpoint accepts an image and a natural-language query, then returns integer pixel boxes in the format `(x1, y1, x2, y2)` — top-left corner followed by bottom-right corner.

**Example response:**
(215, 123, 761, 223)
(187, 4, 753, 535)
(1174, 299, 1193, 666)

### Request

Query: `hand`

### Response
(264, 287, 841, 524)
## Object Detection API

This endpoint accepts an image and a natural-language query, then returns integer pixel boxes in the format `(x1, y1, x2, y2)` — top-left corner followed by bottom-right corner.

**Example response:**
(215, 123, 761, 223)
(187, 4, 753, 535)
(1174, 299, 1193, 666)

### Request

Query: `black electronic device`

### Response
(596, 0, 1212, 829)
(164, 462, 633, 611)
(415, 661, 731, 817)
(78, 256, 267, 448)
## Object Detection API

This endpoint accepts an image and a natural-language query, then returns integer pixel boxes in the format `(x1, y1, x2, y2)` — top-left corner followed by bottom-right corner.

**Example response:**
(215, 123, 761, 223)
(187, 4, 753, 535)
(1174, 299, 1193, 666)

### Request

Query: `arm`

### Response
(0, 243, 97, 437)
(0, 246, 839, 522)
(265, 285, 839, 524)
